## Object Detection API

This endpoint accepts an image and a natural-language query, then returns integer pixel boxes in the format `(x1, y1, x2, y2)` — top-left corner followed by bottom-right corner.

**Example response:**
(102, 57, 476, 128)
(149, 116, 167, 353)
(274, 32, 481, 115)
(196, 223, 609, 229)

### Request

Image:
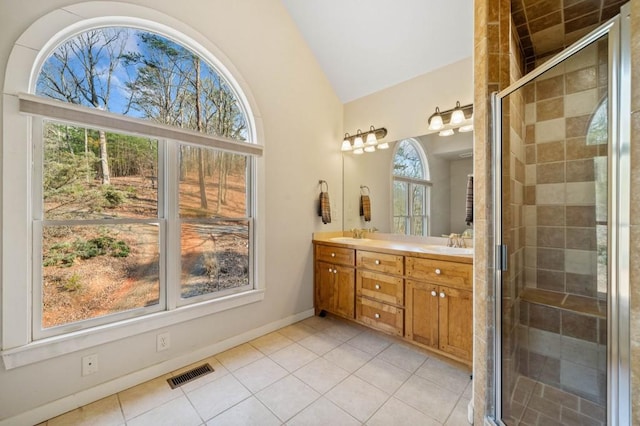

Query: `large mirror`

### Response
(343, 130, 473, 237)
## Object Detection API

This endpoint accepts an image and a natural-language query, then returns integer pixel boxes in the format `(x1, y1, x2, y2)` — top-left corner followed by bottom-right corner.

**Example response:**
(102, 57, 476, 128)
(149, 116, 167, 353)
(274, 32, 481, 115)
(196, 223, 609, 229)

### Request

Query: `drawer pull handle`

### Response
(431, 290, 437, 297)
(375, 260, 380, 265)
(440, 292, 446, 298)
(331, 253, 336, 257)
(435, 268, 441, 275)
(375, 284, 381, 290)
(374, 313, 380, 319)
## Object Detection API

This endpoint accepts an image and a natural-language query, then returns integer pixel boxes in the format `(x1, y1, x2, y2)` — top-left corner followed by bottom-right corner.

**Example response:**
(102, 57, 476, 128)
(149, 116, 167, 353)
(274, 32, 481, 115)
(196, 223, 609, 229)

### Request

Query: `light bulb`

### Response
(428, 107, 444, 130)
(341, 134, 352, 151)
(451, 101, 465, 124)
(353, 130, 364, 149)
(365, 132, 377, 146)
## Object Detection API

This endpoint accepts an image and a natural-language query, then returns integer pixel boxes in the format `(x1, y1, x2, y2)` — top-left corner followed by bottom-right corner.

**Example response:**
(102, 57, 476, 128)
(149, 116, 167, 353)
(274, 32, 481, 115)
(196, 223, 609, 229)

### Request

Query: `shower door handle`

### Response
(496, 244, 508, 271)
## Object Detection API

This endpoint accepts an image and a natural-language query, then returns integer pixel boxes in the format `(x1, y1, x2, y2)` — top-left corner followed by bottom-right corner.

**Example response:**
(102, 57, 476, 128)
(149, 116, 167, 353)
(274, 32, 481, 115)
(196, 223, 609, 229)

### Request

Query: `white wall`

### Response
(0, 0, 343, 422)
(343, 57, 473, 144)
(342, 58, 473, 234)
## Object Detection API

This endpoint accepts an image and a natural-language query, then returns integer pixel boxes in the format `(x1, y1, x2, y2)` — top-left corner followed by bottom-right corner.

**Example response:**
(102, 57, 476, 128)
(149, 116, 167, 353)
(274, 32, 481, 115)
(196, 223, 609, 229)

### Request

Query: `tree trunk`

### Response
(194, 58, 207, 209)
(99, 130, 111, 185)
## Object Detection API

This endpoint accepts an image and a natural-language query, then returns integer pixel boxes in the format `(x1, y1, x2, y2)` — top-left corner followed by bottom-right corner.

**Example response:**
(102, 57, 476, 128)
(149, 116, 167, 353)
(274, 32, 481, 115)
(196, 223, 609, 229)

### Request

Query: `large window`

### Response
(392, 139, 430, 236)
(28, 27, 259, 338)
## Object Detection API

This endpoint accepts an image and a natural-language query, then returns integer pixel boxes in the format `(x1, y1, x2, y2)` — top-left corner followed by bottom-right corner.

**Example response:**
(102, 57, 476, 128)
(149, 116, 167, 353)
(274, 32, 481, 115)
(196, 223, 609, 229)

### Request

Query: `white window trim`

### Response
(1, 2, 266, 369)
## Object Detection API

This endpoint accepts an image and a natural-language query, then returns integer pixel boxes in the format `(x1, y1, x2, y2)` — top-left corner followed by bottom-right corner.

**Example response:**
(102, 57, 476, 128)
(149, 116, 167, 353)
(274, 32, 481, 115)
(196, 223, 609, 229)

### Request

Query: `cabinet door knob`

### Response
(431, 290, 437, 297)
(435, 268, 441, 275)
(331, 252, 336, 257)
(333, 269, 337, 274)
(375, 284, 381, 290)
(440, 292, 446, 298)
(375, 260, 380, 265)
(374, 313, 380, 319)
(328, 267, 332, 272)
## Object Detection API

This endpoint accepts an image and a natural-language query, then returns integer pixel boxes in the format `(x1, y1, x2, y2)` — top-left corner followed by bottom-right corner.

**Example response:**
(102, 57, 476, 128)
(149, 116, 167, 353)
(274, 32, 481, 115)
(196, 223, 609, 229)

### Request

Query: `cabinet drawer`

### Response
(405, 257, 472, 290)
(356, 297, 403, 336)
(356, 270, 403, 306)
(315, 244, 355, 266)
(356, 250, 403, 275)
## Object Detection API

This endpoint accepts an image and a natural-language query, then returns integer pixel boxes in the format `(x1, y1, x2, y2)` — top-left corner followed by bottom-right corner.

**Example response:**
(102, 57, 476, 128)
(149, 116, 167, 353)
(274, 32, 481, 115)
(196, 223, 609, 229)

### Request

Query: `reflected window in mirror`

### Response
(392, 139, 431, 236)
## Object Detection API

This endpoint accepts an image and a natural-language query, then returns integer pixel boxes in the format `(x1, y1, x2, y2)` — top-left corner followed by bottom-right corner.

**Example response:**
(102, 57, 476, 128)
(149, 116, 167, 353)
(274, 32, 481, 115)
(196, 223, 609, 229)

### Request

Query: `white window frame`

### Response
(1, 5, 265, 369)
(391, 139, 431, 236)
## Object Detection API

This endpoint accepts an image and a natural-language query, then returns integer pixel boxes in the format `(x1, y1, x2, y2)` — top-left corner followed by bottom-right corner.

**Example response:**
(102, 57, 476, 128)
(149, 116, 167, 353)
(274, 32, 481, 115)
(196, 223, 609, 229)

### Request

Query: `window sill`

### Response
(1, 289, 265, 369)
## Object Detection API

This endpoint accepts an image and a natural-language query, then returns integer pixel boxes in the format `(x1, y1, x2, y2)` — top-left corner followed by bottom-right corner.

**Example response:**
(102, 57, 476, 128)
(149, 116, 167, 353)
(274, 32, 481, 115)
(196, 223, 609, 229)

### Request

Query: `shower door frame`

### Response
(490, 5, 631, 425)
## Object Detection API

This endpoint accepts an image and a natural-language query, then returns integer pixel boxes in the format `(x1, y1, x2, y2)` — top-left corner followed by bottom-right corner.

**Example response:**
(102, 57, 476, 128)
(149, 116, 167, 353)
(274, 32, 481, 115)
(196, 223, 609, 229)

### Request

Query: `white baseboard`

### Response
(1, 309, 315, 426)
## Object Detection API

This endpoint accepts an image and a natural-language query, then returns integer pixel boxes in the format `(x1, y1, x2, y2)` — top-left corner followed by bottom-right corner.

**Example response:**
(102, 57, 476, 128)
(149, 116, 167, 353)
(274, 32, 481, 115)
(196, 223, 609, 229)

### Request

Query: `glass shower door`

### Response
(491, 12, 630, 424)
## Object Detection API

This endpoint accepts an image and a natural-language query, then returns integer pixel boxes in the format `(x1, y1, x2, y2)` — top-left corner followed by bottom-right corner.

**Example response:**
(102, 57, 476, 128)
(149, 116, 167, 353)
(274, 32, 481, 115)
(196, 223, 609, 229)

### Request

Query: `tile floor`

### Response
(42, 315, 472, 425)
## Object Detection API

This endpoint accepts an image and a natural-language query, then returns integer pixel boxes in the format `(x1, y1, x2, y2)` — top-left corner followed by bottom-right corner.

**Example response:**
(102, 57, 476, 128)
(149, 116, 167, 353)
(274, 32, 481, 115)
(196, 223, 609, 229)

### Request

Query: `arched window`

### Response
(392, 139, 430, 236)
(3, 8, 263, 353)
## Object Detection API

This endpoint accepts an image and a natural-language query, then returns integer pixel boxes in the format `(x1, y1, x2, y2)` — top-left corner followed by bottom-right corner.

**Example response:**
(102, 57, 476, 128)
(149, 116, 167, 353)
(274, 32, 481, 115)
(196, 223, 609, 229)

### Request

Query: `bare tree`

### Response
(37, 28, 129, 185)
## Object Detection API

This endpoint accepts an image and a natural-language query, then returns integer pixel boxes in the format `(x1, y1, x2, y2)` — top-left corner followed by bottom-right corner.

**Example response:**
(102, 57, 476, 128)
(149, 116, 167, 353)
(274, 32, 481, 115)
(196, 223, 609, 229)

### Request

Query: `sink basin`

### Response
(330, 237, 372, 243)
(420, 245, 474, 255)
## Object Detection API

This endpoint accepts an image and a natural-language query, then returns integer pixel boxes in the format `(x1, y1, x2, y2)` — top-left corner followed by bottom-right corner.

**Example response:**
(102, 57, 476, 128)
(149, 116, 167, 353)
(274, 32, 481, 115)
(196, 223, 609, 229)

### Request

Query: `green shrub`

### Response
(60, 273, 82, 292)
(44, 234, 131, 267)
(101, 186, 126, 207)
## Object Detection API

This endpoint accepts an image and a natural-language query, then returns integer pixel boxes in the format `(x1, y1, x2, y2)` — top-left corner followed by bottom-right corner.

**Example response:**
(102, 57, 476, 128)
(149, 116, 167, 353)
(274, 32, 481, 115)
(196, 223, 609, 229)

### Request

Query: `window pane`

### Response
(393, 140, 424, 179)
(43, 121, 158, 220)
(36, 28, 248, 142)
(393, 181, 408, 216)
(41, 223, 160, 329)
(181, 220, 250, 298)
(412, 185, 425, 215)
(411, 216, 425, 236)
(393, 217, 408, 234)
(179, 147, 248, 219)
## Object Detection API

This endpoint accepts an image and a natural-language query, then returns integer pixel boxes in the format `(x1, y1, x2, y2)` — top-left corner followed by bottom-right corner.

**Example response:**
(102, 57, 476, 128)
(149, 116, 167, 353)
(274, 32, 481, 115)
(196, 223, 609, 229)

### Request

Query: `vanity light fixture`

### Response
(427, 102, 473, 136)
(341, 126, 387, 153)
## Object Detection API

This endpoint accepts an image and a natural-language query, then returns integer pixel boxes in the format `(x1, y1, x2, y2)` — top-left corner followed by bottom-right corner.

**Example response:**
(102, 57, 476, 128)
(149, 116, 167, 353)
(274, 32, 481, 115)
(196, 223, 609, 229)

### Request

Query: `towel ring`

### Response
(319, 180, 329, 192)
(360, 185, 370, 195)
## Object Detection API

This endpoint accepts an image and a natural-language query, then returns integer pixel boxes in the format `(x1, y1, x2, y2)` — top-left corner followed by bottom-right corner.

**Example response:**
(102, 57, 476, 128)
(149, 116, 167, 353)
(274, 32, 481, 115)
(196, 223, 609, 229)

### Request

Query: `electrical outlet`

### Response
(157, 332, 170, 352)
(82, 354, 98, 376)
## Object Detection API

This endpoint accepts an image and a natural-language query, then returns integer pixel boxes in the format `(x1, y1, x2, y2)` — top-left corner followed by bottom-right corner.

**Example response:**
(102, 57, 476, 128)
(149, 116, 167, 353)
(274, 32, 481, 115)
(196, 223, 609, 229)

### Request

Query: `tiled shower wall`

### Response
(517, 39, 608, 405)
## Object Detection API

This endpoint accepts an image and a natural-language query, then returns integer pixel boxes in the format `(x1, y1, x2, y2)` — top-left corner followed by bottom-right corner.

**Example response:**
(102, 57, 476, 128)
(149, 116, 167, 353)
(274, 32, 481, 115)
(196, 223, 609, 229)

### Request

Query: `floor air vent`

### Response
(167, 363, 214, 389)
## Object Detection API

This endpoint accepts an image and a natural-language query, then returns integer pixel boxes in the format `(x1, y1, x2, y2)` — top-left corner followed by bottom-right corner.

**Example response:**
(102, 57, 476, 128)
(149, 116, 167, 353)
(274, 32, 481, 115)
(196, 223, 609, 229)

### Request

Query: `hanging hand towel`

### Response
(360, 186, 371, 222)
(360, 195, 371, 222)
(465, 175, 474, 226)
(318, 181, 331, 224)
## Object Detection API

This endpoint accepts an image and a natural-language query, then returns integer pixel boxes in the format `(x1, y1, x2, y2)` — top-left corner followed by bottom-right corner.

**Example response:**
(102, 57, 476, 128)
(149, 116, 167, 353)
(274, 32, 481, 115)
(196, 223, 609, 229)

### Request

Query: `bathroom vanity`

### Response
(313, 233, 473, 366)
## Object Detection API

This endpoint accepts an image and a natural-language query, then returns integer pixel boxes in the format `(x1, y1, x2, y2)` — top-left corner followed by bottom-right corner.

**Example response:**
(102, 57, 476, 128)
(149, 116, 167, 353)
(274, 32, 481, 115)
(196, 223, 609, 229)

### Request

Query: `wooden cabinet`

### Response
(314, 245, 355, 319)
(313, 241, 473, 365)
(355, 250, 404, 336)
(406, 257, 473, 363)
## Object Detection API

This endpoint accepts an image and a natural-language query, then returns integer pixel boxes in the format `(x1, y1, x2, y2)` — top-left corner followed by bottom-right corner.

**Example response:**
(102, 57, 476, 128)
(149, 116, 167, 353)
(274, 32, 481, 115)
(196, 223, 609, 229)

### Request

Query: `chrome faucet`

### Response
(447, 233, 465, 248)
(351, 227, 377, 239)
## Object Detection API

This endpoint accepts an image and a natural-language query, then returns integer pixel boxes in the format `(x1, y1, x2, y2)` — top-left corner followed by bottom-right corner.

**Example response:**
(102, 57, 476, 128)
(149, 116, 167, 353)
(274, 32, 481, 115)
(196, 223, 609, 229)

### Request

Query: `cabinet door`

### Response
(315, 261, 335, 313)
(333, 265, 355, 319)
(405, 279, 439, 348)
(438, 286, 473, 361)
